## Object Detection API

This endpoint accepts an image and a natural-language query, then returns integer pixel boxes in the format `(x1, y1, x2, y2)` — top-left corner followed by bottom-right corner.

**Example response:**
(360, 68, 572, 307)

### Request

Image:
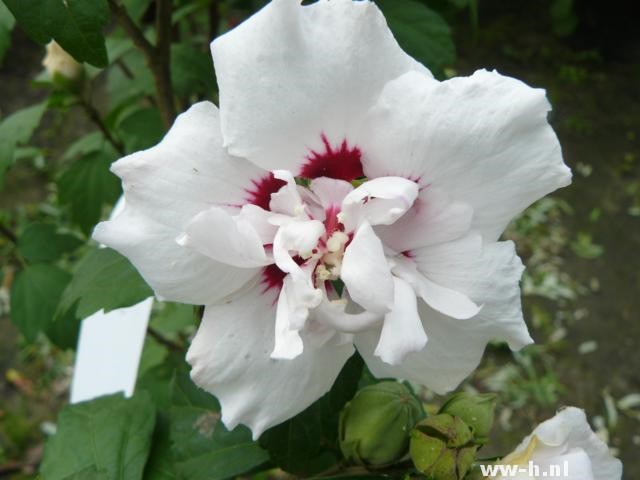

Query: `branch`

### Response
(0, 461, 22, 476)
(153, 0, 177, 127)
(108, 0, 176, 128)
(107, 0, 155, 61)
(79, 99, 125, 155)
(0, 223, 17, 244)
(209, 0, 220, 39)
(147, 326, 184, 352)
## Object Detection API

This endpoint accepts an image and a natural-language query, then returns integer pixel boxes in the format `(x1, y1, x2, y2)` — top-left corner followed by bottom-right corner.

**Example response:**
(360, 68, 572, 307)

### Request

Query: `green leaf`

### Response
(169, 372, 270, 480)
(61, 466, 111, 480)
(138, 337, 169, 379)
(40, 392, 156, 480)
(376, 0, 456, 78)
(550, 0, 578, 37)
(171, 43, 215, 99)
(0, 2, 15, 66)
(57, 151, 121, 235)
(170, 409, 269, 480)
(138, 357, 188, 479)
(150, 303, 196, 335)
(106, 36, 134, 65)
(137, 354, 187, 411)
(117, 107, 165, 152)
(2, 0, 110, 67)
(17, 223, 83, 264)
(143, 413, 178, 480)
(10, 264, 71, 341)
(62, 131, 111, 161)
(321, 477, 389, 480)
(58, 247, 153, 320)
(0, 102, 47, 145)
(0, 102, 47, 187)
(259, 353, 364, 476)
(121, 0, 153, 22)
(140, 360, 269, 480)
(448, 0, 473, 7)
(106, 49, 154, 109)
(46, 305, 82, 350)
(47, 88, 81, 110)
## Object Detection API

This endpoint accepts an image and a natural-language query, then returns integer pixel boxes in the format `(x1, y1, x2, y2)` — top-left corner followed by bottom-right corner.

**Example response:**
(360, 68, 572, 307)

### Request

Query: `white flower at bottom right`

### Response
(493, 407, 622, 480)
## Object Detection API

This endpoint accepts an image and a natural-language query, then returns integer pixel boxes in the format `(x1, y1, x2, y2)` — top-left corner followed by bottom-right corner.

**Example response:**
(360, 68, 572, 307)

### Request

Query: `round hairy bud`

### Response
(439, 392, 497, 444)
(339, 381, 424, 466)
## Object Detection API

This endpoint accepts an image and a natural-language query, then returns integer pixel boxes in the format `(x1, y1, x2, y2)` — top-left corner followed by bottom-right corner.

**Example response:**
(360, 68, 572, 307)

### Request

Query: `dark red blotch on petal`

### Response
(323, 205, 343, 238)
(261, 264, 287, 294)
(300, 134, 364, 181)
(246, 173, 287, 211)
(260, 256, 306, 295)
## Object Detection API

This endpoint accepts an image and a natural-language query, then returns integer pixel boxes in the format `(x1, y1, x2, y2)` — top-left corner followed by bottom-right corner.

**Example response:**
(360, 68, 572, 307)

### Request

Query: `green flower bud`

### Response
(339, 381, 425, 466)
(410, 413, 478, 480)
(439, 392, 497, 444)
(463, 464, 486, 480)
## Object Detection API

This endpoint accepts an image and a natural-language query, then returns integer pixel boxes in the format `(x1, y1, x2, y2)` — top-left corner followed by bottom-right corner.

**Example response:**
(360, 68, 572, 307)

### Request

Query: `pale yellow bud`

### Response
(42, 41, 83, 81)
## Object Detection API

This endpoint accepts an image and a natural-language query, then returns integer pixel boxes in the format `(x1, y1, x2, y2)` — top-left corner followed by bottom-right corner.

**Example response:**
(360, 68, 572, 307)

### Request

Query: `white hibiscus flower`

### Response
(94, 0, 571, 437)
(492, 407, 622, 479)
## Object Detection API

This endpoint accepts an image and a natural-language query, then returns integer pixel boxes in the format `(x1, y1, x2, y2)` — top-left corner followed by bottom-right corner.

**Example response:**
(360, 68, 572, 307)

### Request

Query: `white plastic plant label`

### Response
(70, 197, 154, 403)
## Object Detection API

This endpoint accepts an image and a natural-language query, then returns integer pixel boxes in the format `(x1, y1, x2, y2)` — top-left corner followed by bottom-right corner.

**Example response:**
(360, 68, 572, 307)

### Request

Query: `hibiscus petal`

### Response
(310, 177, 354, 210)
(212, 0, 427, 172)
(273, 219, 325, 278)
(93, 206, 257, 305)
(341, 222, 394, 314)
(272, 275, 305, 360)
(187, 281, 355, 438)
(340, 176, 419, 232)
(236, 204, 278, 244)
(527, 408, 622, 480)
(375, 187, 473, 253)
(374, 277, 427, 365)
(536, 450, 594, 480)
(314, 295, 382, 334)
(269, 170, 305, 217)
(414, 276, 482, 320)
(93, 102, 268, 304)
(355, 241, 531, 393)
(361, 69, 571, 241)
(391, 254, 481, 320)
(108, 101, 265, 231)
(177, 206, 270, 268)
(412, 237, 530, 349)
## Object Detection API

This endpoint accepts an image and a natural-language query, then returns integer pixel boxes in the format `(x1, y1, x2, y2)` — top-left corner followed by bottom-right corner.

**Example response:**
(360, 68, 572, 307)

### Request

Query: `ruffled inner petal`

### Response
(340, 176, 419, 232)
(314, 287, 382, 334)
(177, 206, 270, 268)
(341, 221, 394, 314)
(272, 274, 306, 360)
(374, 277, 427, 365)
(392, 254, 482, 320)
